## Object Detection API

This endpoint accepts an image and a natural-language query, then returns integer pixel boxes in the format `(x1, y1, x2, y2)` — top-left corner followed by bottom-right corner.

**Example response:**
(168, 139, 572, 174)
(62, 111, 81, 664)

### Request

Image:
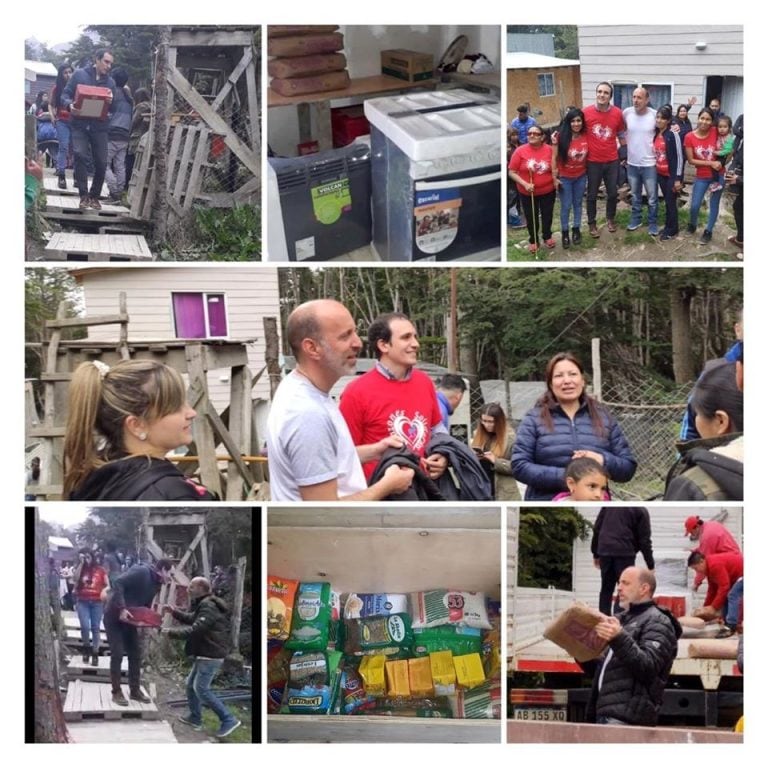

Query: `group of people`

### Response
(507, 86, 744, 252)
(57, 299, 742, 503)
(30, 49, 152, 209)
(50, 547, 241, 737)
(583, 509, 742, 727)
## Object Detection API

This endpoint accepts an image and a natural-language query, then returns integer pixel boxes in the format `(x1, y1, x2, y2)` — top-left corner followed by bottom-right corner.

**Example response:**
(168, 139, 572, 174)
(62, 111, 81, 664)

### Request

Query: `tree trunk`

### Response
(151, 26, 171, 247)
(34, 508, 69, 743)
(670, 285, 696, 383)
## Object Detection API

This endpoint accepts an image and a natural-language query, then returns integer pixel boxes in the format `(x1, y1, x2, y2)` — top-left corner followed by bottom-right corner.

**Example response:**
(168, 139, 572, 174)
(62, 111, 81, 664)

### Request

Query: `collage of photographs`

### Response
(23, 22, 746, 751)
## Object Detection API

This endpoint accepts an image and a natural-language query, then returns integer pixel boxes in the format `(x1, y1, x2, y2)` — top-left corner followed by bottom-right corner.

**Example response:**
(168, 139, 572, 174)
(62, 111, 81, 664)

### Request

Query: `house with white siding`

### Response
(73, 266, 281, 428)
(577, 26, 743, 118)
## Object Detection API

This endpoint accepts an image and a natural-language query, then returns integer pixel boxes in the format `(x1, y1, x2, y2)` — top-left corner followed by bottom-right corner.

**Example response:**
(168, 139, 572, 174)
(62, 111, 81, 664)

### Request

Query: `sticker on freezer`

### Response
(414, 188, 462, 254)
(311, 177, 352, 225)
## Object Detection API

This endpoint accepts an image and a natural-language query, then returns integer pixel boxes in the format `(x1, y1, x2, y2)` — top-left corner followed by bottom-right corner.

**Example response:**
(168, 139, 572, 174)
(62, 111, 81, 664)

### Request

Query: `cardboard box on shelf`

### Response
(381, 49, 434, 82)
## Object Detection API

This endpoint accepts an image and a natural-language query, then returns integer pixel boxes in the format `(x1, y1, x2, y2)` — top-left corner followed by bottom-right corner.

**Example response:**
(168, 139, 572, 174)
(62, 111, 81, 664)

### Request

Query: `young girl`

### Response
(654, 106, 684, 240)
(710, 115, 734, 192)
(552, 107, 589, 248)
(553, 456, 611, 501)
(63, 359, 216, 501)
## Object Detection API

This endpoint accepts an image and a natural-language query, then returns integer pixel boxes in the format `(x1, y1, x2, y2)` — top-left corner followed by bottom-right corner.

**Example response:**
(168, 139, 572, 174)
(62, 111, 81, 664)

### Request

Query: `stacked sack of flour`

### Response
(267, 577, 501, 718)
(268, 26, 350, 97)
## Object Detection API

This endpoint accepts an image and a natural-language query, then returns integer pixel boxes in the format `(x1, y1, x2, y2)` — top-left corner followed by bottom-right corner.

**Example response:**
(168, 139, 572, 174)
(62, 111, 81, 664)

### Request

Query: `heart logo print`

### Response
(388, 410, 429, 452)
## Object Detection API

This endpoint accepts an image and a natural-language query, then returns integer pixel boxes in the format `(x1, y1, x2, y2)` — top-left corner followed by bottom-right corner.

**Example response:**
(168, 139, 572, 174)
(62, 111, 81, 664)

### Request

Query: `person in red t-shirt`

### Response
(74, 549, 109, 666)
(654, 106, 684, 240)
(340, 312, 447, 482)
(508, 126, 557, 253)
(688, 550, 743, 635)
(583, 82, 626, 238)
(683, 107, 723, 244)
(552, 107, 589, 248)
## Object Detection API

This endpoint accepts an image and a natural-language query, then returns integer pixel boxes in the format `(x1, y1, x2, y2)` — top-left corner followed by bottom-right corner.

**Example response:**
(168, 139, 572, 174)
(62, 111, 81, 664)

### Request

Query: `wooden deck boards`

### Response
(67, 656, 127, 680)
(41, 195, 136, 225)
(45, 233, 154, 261)
(63, 680, 159, 721)
(63, 615, 105, 630)
(43, 176, 108, 198)
(64, 628, 108, 645)
(67, 719, 178, 743)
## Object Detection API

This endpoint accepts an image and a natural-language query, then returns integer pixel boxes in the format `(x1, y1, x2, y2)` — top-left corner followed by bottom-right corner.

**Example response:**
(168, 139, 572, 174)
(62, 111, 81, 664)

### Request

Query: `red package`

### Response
(74, 85, 112, 120)
(122, 606, 162, 628)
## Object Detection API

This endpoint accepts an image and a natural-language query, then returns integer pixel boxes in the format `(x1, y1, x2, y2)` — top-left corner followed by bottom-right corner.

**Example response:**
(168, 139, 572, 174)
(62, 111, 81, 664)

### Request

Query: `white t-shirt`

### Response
(623, 107, 657, 167)
(265, 371, 367, 501)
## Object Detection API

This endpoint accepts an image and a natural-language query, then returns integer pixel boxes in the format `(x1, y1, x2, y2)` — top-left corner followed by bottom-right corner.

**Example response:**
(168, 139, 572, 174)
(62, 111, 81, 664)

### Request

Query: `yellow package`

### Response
(453, 653, 486, 690)
(408, 656, 434, 696)
(359, 654, 386, 696)
(429, 650, 456, 694)
(385, 659, 411, 697)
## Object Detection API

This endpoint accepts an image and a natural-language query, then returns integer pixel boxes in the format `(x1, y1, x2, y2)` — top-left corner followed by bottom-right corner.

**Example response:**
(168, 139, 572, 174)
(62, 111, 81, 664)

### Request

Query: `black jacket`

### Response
(664, 434, 743, 501)
(106, 564, 163, 618)
(368, 447, 444, 501)
(591, 507, 655, 569)
(168, 594, 231, 659)
(426, 433, 493, 501)
(69, 456, 215, 502)
(587, 601, 682, 726)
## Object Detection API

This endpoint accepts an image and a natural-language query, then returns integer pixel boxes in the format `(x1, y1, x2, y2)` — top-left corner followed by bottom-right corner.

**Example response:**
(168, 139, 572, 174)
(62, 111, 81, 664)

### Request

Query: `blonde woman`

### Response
(470, 402, 520, 500)
(63, 359, 214, 500)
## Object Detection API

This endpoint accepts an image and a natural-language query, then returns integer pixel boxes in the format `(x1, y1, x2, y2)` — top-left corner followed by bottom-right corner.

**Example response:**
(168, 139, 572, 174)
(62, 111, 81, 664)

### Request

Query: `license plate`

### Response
(513, 707, 566, 722)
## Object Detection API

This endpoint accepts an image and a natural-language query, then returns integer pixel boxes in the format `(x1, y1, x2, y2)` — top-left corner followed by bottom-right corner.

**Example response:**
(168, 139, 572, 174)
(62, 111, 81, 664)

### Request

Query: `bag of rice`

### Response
(343, 592, 409, 620)
(410, 589, 492, 630)
(285, 582, 332, 651)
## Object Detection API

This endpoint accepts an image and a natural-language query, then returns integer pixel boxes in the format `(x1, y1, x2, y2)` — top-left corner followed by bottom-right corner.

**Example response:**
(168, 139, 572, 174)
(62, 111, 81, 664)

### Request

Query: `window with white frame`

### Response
(172, 292, 228, 339)
(538, 73, 555, 97)
(613, 82, 673, 111)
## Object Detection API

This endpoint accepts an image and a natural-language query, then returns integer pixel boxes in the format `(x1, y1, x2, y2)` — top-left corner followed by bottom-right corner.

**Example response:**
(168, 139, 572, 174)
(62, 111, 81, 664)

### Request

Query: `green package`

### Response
(285, 582, 332, 651)
(411, 625, 483, 657)
(343, 613, 414, 656)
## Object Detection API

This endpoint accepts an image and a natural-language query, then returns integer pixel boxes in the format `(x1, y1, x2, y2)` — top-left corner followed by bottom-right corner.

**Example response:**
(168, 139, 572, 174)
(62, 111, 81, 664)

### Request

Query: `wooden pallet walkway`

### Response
(63, 613, 104, 630)
(63, 629, 109, 647)
(67, 655, 128, 680)
(45, 233, 154, 261)
(67, 719, 178, 743)
(43, 176, 108, 198)
(42, 194, 135, 226)
(63, 680, 159, 721)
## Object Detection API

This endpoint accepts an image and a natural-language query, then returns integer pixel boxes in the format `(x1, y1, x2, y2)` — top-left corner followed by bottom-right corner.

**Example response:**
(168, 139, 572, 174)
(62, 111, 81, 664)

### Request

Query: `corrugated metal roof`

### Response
(49, 536, 74, 549)
(24, 60, 58, 77)
(506, 52, 579, 70)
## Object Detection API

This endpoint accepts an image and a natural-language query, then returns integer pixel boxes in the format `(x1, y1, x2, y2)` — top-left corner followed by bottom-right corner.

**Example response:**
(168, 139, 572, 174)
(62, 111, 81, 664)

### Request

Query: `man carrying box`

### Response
(61, 49, 116, 210)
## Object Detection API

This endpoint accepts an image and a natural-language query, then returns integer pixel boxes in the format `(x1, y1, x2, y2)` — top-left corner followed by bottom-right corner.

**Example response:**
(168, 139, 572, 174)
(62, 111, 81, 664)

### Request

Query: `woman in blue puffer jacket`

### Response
(512, 352, 637, 500)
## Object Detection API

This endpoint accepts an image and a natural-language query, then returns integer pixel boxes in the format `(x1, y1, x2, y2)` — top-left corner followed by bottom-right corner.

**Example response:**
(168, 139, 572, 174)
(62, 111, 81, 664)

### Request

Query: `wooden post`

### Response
(230, 556, 246, 655)
(117, 292, 130, 360)
(447, 268, 458, 371)
(151, 26, 172, 247)
(41, 301, 67, 498)
(226, 364, 252, 500)
(200, 531, 211, 579)
(264, 317, 282, 400)
(591, 337, 602, 401)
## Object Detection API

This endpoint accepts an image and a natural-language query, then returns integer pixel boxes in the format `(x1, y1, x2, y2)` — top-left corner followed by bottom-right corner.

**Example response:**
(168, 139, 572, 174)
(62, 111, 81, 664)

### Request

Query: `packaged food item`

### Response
(289, 651, 328, 687)
(343, 592, 409, 619)
(453, 653, 486, 690)
(285, 582, 332, 651)
(267, 575, 299, 641)
(385, 659, 411, 697)
(267, 645, 292, 714)
(343, 613, 414, 656)
(285, 684, 333, 714)
(340, 663, 376, 714)
(429, 650, 456, 695)
(328, 589, 342, 650)
(482, 608, 501, 680)
(410, 590, 492, 630)
(542, 602, 607, 662)
(408, 656, 434, 696)
(368, 696, 453, 717)
(450, 680, 501, 719)
(285, 650, 342, 714)
(358, 654, 386, 695)
(412, 625, 483, 657)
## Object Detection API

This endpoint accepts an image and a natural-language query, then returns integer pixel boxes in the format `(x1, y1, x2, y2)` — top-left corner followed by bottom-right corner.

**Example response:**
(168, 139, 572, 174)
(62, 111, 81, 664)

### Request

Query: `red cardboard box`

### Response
(73, 84, 112, 120)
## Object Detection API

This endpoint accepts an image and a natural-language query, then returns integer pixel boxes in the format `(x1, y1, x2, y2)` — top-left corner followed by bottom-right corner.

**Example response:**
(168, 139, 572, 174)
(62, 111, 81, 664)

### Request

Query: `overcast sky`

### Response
(27, 25, 87, 49)
(39, 503, 90, 527)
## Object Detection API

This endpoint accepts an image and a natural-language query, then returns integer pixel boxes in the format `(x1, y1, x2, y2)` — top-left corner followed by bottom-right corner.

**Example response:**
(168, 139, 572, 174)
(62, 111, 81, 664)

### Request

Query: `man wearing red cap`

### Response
(684, 516, 741, 590)
(687, 551, 743, 635)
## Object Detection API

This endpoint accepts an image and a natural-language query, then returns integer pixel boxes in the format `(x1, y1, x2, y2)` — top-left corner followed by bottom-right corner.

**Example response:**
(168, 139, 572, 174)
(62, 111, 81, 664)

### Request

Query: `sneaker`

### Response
(571, 227, 582, 245)
(626, 222, 641, 232)
(660, 232, 676, 241)
(544, 237, 556, 249)
(607, 219, 617, 233)
(715, 626, 734, 639)
(57, 175, 67, 190)
(179, 714, 203, 731)
(700, 229, 712, 244)
(508, 214, 525, 228)
(88, 196, 102, 210)
(709, 182, 722, 193)
(648, 225, 659, 236)
(561, 230, 570, 249)
(686, 223, 696, 234)
(216, 720, 242, 738)
(79, 197, 90, 210)
(90, 653, 99, 667)
(588, 223, 600, 238)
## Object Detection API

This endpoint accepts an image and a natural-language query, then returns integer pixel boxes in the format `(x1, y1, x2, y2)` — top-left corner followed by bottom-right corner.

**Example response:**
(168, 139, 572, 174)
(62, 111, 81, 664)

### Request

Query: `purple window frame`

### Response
(172, 292, 228, 339)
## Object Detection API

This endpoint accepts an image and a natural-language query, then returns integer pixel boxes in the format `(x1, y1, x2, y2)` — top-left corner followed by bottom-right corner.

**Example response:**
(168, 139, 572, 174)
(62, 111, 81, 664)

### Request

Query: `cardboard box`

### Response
(543, 602, 608, 662)
(73, 84, 112, 120)
(381, 49, 434, 83)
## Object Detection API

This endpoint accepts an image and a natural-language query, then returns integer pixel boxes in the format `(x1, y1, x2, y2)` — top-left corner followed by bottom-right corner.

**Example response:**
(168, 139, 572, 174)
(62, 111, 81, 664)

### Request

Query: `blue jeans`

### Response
(689, 177, 723, 232)
(55, 120, 71, 175)
(558, 173, 587, 230)
(186, 657, 234, 726)
(627, 165, 658, 228)
(76, 599, 103, 651)
(725, 578, 743, 627)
